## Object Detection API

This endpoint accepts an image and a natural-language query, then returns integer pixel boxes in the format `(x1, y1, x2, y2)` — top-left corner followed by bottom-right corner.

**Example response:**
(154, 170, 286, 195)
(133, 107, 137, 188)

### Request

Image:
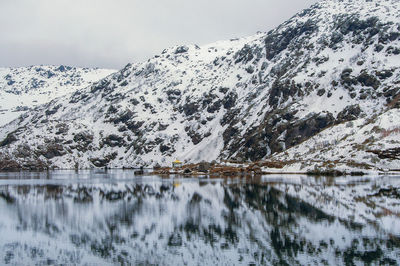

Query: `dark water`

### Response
(0, 170, 399, 265)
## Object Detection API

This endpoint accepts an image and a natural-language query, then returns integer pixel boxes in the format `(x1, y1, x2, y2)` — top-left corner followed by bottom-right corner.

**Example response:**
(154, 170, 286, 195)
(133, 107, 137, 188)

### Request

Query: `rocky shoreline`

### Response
(150, 160, 400, 177)
(2, 158, 399, 177)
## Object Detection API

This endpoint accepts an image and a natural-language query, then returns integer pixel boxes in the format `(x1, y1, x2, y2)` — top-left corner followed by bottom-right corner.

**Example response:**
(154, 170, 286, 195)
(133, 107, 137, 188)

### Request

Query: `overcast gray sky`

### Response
(0, 0, 318, 69)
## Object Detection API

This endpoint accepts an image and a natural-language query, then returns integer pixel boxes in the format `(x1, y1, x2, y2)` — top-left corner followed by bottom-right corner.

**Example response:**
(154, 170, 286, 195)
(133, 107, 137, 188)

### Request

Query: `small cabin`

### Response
(172, 160, 183, 168)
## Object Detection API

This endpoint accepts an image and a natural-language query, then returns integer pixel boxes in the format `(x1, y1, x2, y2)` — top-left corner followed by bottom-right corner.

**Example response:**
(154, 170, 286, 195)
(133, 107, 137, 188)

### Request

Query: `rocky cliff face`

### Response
(0, 0, 399, 169)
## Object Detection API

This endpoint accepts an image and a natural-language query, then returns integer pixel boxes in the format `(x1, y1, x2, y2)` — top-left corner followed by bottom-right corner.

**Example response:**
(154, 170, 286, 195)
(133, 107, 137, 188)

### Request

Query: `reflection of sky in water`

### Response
(0, 171, 399, 265)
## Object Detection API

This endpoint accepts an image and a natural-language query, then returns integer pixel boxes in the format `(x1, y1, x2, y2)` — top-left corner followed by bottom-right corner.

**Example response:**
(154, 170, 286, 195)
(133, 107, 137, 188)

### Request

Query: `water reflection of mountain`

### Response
(0, 180, 399, 265)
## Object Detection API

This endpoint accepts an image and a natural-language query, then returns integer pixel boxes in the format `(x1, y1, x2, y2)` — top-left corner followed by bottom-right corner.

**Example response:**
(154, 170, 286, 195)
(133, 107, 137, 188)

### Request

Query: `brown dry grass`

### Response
(381, 127, 400, 138)
(387, 93, 400, 109)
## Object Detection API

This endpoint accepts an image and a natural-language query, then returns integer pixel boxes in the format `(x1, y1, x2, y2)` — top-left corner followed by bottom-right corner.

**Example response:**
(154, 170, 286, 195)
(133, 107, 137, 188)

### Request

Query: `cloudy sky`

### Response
(0, 0, 318, 69)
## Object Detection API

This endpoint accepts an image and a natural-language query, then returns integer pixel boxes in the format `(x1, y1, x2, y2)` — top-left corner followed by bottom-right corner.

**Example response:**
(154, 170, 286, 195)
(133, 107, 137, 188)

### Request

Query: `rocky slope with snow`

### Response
(0, 0, 399, 170)
(0, 66, 116, 127)
(265, 108, 400, 173)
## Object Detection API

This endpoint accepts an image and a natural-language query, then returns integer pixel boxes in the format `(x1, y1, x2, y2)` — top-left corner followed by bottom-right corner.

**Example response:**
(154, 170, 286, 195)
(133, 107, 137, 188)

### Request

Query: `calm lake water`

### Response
(0, 170, 399, 265)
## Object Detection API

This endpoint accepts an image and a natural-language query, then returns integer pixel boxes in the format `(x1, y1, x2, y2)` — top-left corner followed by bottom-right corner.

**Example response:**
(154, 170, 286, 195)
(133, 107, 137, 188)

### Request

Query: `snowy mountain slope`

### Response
(261, 108, 400, 173)
(0, 0, 399, 169)
(0, 66, 116, 127)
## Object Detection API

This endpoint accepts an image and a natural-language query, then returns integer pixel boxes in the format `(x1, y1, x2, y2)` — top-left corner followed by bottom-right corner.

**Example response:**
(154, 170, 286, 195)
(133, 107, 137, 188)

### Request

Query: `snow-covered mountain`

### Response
(0, 0, 399, 170)
(0, 66, 116, 127)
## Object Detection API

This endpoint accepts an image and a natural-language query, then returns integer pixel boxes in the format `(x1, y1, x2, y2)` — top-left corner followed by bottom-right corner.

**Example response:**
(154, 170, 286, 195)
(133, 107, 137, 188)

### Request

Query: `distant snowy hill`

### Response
(0, 66, 116, 127)
(0, 0, 399, 170)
